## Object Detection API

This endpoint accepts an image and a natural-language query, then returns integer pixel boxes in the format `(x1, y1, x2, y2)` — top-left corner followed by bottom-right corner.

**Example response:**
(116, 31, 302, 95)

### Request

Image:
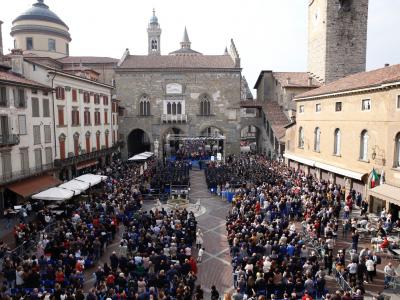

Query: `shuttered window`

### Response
(44, 125, 51, 143)
(34, 148, 42, 168)
(18, 115, 27, 135)
(32, 97, 40, 117)
(45, 147, 52, 164)
(20, 148, 29, 172)
(33, 125, 41, 145)
(58, 108, 64, 126)
(2, 152, 12, 178)
(43, 98, 50, 117)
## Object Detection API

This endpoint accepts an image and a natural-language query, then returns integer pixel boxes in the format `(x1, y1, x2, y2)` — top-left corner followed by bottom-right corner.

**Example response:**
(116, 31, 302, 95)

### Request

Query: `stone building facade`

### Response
(307, 0, 369, 84)
(116, 12, 247, 159)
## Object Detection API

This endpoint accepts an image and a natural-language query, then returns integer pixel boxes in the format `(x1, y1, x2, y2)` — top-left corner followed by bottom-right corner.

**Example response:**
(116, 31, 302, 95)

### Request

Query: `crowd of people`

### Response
(175, 140, 220, 161)
(150, 161, 190, 192)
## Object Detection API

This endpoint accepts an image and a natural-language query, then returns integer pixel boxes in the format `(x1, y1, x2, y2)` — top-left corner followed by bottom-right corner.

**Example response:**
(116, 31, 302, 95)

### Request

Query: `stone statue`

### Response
(154, 138, 159, 157)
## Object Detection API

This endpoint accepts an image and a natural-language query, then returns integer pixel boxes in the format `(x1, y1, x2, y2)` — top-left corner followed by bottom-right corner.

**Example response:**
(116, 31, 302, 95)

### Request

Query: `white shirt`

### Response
(365, 259, 375, 272)
(198, 248, 204, 257)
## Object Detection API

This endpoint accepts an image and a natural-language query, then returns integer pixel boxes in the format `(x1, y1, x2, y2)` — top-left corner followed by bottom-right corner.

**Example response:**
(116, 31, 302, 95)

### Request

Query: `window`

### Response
(83, 92, 90, 103)
(360, 130, 369, 161)
(18, 115, 27, 135)
(73, 133, 80, 156)
(58, 107, 64, 126)
(103, 96, 109, 106)
(85, 133, 91, 153)
(26, 37, 33, 50)
(94, 111, 101, 125)
(33, 125, 41, 145)
(72, 89, 77, 102)
(315, 103, 321, 112)
(335, 102, 342, 112)
(139, 95, 150, 116)
(200, 95, 211, 116)
(48, 38, 56, 52)
(43, 98, 50, 117)
(104, 110, 108, 124)
(394, 132, 400, 168)
(44, 125, 51, 143)
(56, 86, 65, 100)
(66, 43, 69, 56)
(34, 148, 42, 168)
(59, 135, 66, 159)
(84, 110, 91, 125)
(71, 109, 80, 126)
(0, 86, 6, 106)
(397, 95, 400, 109)
(2, 152, 12, 178)
(298, 127, 304, 148)
(45, 147, 52, 164)
(14, 89, 26, 108)
(96, 131, 100, 150)
(333, 128, 341, 155)
(314, 127, 321, 152)
(32, 97, 40, 117)
(362, 99, 371, 111)
(151, 39, 158, 51)
(94, 94, 100, 104)
(20, 148, 29, 173)
(105, 131, 109, 148)
(299, 105, 304, 113)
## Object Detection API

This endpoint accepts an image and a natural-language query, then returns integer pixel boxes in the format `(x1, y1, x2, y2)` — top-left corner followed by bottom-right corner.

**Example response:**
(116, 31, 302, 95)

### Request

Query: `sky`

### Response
(1, 0, 400, 94)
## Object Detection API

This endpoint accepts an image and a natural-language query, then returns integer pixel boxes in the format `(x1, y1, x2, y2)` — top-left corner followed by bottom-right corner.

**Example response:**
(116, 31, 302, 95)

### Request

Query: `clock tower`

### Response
(308, 0, 369, 84)
(147, 9, 161, 56)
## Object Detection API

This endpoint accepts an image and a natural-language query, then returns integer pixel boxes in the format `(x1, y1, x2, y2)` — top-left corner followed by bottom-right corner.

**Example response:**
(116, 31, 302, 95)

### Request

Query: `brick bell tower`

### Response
(307, 0, 369, 84)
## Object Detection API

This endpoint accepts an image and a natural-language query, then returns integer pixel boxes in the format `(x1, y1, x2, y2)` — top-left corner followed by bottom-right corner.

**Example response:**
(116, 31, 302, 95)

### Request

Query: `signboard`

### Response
(211, 156, 215, 161)
(217, 153, 222, 161)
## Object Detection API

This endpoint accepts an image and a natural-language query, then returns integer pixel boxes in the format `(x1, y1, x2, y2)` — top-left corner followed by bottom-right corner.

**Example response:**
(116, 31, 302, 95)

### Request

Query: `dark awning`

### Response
(7, 175, 61, 198)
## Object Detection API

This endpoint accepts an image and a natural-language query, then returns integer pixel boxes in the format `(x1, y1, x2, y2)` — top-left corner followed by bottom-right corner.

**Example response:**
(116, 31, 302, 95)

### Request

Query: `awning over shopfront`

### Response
(283, 153, 315, 167)
(76, 159, 98, 170)
(59, 179, 90, 195)
(32, 187, 74, 201)
(75, 174, 107, 186)
(7, 175, 61, 198)
(314, 162, 367, 181)
(369, 184, 400, 205)
(128, 152, 154, 161)
(283, 153, 367, 181)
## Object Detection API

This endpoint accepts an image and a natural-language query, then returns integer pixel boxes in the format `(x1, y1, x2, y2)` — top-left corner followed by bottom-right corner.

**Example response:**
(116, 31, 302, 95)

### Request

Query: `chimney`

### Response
(384, 63, 390, 67)
(308, 76, 313, 86)
(286, 77, 291, 85)
(0, 20, 3, 57)
(11, 49, 24, 75)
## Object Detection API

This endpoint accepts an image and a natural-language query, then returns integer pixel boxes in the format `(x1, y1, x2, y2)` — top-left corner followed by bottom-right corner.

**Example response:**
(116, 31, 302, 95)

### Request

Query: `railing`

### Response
(0, 134, 20, 146)
(161, 114, 188, 123)
(54, 143, 121, 168)
(0, 163, 54, 184)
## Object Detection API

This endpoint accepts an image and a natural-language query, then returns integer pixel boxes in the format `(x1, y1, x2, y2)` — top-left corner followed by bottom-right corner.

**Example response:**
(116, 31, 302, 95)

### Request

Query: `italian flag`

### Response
(371, 169, 379, 188)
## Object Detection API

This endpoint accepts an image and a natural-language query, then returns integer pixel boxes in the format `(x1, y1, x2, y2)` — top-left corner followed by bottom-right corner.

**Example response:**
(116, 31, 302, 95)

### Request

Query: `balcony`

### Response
(54, 142, 122, 168)
(0, 134, 20, 146)
(161, 114, 188, 124)
(0, 163, 54, 185)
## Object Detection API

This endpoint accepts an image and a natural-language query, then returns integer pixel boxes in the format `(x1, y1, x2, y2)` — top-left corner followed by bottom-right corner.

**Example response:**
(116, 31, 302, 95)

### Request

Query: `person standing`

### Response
(196, 229, 203, 249)
(365, 257, 375, 283)
(197, 247, 204, 263)
(352, 230, 359, 252)
(384, 262, 397, 288)
(211, 285, 220, 300)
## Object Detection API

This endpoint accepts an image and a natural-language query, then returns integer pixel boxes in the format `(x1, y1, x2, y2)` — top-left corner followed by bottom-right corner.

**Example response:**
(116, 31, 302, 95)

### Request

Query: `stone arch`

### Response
(127, 128, 151, 157)
(198, 124, 224, 137)
(240, 124, 263, 153)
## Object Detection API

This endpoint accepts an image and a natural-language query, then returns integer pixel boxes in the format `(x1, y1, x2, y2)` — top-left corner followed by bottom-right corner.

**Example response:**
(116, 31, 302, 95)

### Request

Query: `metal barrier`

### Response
(333, 267, 352, 292)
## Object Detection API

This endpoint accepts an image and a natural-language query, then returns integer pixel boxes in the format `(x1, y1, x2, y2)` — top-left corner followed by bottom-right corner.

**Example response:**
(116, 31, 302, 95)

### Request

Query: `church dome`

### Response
(149, 9, 158, 25)
(13, 0, 68, 29)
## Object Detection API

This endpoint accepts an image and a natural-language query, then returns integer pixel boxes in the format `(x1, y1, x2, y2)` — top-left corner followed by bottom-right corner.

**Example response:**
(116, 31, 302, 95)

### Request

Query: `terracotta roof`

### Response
(58, 56, 118, 64)
(119, 54, 237, 69)
(273, 72, 321, 88)
(263, 101, 289, 140)
(296, 64, 400, 99)
(0, 70, 50, 89)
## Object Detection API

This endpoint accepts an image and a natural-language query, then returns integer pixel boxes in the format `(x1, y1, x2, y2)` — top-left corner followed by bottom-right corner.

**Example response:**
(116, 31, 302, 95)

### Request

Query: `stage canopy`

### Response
(75, 174, 107, 186)
(128, 152, 154, 161)
(32, 187, 74, 201)
(59, 179, 90, 195)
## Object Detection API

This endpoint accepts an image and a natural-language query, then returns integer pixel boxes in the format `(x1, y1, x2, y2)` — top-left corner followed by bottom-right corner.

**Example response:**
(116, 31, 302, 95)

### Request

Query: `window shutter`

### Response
(60, 140, 66, 159)
(72, 89, 77, 101)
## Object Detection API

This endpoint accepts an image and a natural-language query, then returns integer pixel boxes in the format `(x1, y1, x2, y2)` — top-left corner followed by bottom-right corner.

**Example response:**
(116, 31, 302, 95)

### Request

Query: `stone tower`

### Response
(308, 0, 369, 84)
(147, 9, 161, 55)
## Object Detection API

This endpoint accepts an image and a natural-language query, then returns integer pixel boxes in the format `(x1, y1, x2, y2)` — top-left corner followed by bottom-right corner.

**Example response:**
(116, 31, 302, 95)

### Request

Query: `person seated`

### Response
(380, 237, 389, 251)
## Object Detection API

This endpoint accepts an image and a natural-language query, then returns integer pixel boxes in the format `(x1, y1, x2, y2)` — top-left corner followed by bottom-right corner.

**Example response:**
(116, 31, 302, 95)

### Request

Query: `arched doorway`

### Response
(128, 129, 151, 157)
(163, 127, 183, 158)
(240, 125, 261, 153)
(200, 126, 224, 158)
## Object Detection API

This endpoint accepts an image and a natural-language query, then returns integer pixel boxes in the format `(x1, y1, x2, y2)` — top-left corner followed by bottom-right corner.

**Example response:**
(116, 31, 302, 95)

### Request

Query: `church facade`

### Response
(116, 11, 249, 159)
